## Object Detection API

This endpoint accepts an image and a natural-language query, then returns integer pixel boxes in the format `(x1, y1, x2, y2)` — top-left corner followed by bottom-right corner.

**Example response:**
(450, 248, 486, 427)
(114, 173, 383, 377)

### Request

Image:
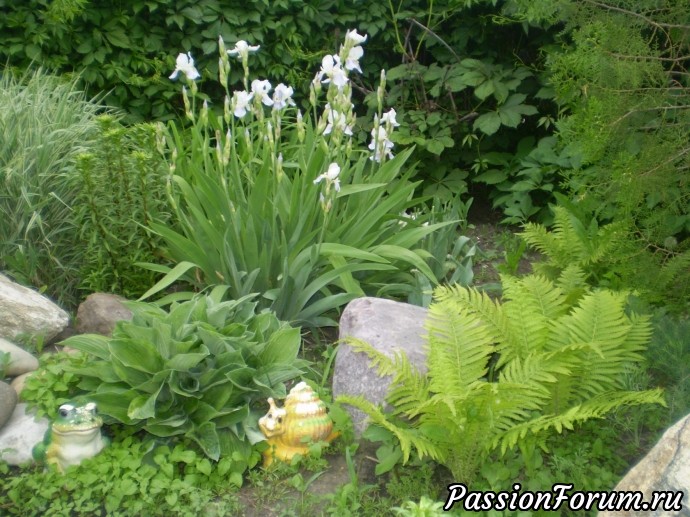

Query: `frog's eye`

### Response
(85, 402, 97, 414)
(58, 404, 75, 418)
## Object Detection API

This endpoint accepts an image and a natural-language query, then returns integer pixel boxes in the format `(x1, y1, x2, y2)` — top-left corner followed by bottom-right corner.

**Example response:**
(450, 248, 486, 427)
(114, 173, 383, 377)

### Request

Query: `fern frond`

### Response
(498, 354, 569, 396)
(656, 249, 690, 290)
(520, 220, 567, 266)
(493, 388, 665, 454)
(555, 290, 630, 347)
(433, 284, 511, 347)
(498, 275, 567, 363)
(586, 220, 627, 264)
(552, 206, 589, 263)
(425, 299, 495, 407)
(622, 312, 652, 359)
(335, 395, 443, 463)
(502, 274, 566, 320)
(344, 337, 413, 379)
(555, 264, 589, 306)
(344, 337, 429, 417)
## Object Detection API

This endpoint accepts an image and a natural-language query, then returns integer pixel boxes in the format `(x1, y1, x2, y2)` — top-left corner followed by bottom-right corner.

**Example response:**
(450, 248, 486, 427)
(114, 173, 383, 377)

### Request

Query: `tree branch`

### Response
(582, 0, 690, 30)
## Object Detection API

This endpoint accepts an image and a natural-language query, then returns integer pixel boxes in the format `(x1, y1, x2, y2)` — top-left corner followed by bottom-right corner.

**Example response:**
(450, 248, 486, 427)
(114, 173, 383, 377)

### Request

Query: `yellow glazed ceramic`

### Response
(259, 382, 337, 466)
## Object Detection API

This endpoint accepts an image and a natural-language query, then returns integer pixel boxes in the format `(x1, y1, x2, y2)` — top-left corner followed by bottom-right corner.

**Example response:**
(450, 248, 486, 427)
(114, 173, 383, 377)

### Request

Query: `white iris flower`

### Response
(169, 52, 200, 81)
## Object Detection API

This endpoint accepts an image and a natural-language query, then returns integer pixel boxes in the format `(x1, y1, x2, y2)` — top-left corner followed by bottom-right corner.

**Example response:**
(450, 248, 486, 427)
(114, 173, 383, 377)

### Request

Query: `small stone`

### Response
(0, 337, 39, 377)
(10, 372, 34, 398)
(0, 403, 49, 466)
(0, 381, 18, 429)
(76, 293, 133, 336)
(332, 297, 429, 437)
(0, 273, 69, 342)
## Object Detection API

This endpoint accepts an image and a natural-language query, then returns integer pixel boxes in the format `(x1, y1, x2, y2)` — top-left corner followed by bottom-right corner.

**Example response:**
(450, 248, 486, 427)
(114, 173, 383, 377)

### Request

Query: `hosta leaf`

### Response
(60, 334, 111, 360)
(258, 326, 301, 365)
(191, 421, 221, 461)
(110, 338, 164, 373)
(165, 347, 210, 371)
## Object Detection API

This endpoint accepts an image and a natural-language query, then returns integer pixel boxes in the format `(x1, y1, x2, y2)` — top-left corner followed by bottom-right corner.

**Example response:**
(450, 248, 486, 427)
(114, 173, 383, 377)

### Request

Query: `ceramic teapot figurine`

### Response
(32, 401, 109, 472)
(259, 382, 338, 466)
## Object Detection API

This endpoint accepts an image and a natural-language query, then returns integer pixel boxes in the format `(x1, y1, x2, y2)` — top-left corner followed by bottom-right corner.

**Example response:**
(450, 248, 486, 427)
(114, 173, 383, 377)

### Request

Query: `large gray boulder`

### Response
(76, 292, 133, 336)
(600, 413, 690, 517)
(0, 337, 39, 377)
(0, 381, 17, 430)
(0, 273, 69, 342)
(332, 297, 429, 436)
(0, 403, 49, 466)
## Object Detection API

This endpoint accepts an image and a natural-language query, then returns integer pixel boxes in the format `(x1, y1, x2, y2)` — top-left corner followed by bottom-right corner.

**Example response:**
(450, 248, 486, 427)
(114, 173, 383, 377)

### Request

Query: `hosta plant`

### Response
(61, 288, 308, 462)
(141, 30, 465, 326)
(339, 273, 665, 483)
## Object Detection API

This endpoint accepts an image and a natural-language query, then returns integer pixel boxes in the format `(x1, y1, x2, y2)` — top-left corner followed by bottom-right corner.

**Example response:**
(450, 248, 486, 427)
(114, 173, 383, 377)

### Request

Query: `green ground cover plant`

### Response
(0, 433, 243, 516)
(340, 272, 665, 484)
(142, 31, 469, 326)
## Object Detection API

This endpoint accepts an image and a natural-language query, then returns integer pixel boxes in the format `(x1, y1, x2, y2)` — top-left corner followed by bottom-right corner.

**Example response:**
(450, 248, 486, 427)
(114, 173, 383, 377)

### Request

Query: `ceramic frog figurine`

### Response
(259, 382, 338, 466)
(32, 401, 108, 472)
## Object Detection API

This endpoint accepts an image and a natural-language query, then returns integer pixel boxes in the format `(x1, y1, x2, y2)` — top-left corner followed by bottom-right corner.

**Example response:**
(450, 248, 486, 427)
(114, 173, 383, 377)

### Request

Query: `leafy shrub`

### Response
(143, 31, 468, 326)
(339, 273, 665, 483)
(511, 0, 690, 306)
(72, 115, 171, 299)
(378, 1, 564, 221)
(0, 0, 396, 121)
(61, 289, 308, 461)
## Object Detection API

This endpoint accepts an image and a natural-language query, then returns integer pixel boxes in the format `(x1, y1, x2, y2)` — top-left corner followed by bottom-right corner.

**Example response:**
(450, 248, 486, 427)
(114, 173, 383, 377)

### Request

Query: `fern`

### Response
(338, 272, 665, 483)
(520, 205, 626, 282)
(520, 203, 690, 310)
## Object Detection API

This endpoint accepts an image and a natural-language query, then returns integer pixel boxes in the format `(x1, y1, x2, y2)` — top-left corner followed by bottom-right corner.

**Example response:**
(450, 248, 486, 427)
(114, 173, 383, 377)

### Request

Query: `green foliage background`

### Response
(0, 0, 568, 222)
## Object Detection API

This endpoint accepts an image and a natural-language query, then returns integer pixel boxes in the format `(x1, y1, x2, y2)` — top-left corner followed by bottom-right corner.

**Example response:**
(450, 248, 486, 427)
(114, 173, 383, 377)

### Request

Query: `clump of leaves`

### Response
(20, 350, 88, 418)
(339, 272, 665, 483)
(61, 288, 308, 461)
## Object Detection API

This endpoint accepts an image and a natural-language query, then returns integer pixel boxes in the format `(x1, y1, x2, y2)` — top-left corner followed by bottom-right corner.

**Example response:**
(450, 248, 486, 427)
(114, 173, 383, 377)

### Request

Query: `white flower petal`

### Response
(345, 29, 368, 45)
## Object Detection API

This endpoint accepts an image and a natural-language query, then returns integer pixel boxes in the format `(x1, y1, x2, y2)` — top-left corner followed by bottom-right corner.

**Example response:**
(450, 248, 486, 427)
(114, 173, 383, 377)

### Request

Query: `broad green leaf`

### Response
(258, 326, 301, 365)
(165, 348, 210, 371)
(474, 112, 501, 135)
(318, 242, 389, 263)
(60, 334, 111, 360)
(475, 169, 508, 185)
(110, 338, 164, 374)
(336, 183, 387, 197)
(191, 421, 221, 461)
(138, 261, 199, 301)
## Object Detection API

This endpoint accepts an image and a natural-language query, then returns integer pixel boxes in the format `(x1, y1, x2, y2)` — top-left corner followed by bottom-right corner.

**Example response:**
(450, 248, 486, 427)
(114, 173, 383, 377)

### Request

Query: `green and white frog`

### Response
(32, 401, 108, 472)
